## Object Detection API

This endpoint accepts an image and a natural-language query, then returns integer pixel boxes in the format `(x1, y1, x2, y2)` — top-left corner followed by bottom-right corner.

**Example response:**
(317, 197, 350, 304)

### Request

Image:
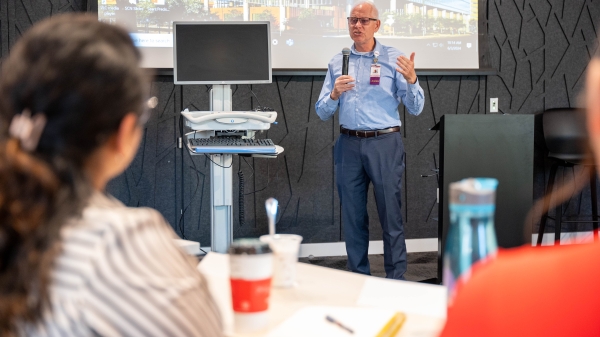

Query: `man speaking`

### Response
(315, 1, 424, 280)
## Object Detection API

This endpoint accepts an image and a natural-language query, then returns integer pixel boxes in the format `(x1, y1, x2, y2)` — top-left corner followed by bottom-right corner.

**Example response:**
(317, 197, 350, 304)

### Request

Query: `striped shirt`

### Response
(21, 192, 223, 337)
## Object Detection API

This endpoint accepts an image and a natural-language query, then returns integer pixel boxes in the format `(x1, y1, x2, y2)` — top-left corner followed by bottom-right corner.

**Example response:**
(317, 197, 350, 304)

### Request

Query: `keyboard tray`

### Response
(188, 138, 277, 154)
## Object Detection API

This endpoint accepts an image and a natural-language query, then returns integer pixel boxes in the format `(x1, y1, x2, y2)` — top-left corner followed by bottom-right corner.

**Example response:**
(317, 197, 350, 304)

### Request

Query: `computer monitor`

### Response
(173, 21, 272, 85)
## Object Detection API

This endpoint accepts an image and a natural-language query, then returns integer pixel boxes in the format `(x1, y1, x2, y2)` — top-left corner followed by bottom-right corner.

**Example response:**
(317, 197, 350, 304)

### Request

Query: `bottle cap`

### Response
(449, 178, 498, 206)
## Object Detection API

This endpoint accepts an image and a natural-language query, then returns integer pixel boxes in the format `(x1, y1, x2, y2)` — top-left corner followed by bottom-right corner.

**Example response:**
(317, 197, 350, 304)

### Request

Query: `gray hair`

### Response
(351, 1, 379, 19)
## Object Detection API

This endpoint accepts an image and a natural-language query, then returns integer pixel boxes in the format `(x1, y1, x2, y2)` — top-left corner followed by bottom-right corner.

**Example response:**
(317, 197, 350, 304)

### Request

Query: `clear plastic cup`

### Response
(259, 234, 303, 288)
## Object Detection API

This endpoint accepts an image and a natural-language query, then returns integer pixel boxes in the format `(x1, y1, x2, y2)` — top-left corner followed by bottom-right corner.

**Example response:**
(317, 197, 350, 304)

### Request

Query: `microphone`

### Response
(342, 48, 350, 75)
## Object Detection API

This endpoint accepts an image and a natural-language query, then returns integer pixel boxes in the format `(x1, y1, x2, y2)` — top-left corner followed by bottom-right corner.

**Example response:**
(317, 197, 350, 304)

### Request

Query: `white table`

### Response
(198, 253, 447, 337)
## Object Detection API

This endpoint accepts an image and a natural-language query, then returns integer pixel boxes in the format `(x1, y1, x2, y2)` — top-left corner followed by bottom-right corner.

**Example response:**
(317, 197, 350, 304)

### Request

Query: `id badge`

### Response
(370, 65, 381, 85)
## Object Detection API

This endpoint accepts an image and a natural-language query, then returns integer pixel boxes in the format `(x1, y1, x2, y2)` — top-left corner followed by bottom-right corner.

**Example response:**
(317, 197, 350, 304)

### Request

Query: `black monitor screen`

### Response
(174, 22, 271, 85)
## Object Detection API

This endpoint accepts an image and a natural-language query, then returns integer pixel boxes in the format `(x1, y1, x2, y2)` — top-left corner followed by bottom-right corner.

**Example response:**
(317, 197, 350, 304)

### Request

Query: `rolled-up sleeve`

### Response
(399, 78, 425, 116)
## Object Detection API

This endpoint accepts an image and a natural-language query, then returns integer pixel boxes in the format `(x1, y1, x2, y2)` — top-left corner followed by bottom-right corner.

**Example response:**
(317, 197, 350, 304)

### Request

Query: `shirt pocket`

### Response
(379, 66, 396, 94)
(367, 65, 395, 98)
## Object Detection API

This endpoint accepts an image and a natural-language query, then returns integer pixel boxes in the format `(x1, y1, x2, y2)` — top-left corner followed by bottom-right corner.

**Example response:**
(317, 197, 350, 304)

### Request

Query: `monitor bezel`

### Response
(173, 21, 272, 85)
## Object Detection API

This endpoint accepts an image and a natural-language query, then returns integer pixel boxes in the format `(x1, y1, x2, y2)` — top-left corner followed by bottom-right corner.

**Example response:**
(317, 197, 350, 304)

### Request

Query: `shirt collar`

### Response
(350, 38, 383, 57)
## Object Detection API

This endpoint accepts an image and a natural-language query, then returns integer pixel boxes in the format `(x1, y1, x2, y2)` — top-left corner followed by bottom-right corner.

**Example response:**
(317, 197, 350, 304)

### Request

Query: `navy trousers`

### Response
(334, 131, 407, 280)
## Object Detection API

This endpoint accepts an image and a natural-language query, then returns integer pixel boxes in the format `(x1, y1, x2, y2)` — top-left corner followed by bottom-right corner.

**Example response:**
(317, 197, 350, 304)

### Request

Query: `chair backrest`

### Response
(542, 108, 589, 162)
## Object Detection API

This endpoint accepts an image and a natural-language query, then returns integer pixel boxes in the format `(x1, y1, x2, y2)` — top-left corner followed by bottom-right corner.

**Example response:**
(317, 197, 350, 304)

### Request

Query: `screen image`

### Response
(98, 0, 479, 69)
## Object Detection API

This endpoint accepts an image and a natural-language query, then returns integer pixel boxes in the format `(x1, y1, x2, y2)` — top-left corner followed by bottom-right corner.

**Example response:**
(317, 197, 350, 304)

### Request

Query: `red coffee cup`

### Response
(228, 239, 273, 333)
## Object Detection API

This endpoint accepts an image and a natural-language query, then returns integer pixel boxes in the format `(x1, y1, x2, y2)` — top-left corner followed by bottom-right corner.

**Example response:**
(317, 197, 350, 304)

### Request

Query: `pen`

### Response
(325, 315, 354, 334)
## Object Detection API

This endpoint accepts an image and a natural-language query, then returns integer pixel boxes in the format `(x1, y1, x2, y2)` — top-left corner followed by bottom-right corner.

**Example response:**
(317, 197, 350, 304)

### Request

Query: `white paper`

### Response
(267, 306, 400, 337)
(356, 278, 448, 319)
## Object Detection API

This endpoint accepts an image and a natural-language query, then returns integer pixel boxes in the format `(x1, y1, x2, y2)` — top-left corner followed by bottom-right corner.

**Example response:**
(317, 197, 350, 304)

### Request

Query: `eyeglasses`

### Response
(347, 17, 378, 26)
(138, 96, 158, 126)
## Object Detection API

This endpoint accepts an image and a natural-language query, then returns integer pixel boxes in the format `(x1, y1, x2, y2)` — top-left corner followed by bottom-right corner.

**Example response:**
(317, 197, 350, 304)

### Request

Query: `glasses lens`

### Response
(348, 17, 372, 26)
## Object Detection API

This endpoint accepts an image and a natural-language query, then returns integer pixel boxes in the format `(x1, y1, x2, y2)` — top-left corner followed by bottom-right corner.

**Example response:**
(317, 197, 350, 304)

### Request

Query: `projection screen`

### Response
(98, 0, 479, 69)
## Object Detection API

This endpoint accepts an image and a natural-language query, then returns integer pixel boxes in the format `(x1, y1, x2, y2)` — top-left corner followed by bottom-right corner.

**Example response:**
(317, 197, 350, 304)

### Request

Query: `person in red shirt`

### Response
(440, 53, 600, 337)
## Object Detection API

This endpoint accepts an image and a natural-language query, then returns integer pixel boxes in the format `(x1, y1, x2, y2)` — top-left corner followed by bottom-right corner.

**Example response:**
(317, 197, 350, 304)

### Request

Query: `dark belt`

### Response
(340, 126, 400, 138)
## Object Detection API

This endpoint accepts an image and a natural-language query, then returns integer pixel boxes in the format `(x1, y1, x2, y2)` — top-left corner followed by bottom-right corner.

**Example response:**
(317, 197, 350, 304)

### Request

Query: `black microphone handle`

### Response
(342, 55, 349, 75)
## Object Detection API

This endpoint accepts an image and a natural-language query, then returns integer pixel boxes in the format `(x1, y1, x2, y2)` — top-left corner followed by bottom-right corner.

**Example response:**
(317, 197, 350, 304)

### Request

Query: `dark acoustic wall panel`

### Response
(106, 76, 184, 229)
(484, 0, 600, 237)
(2, 0, 599, 244)
(0, 0, 87, 56)
(179, 85, 212, 246)
(404, 75, 489, 240)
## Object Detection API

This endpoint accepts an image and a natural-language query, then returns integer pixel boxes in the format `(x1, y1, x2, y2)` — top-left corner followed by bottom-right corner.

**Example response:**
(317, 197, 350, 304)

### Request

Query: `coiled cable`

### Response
(238, 170, 245, 227)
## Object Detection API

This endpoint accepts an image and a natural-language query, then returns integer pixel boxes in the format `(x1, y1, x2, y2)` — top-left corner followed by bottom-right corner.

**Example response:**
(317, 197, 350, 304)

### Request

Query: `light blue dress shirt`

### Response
(315, 39, 425, 130)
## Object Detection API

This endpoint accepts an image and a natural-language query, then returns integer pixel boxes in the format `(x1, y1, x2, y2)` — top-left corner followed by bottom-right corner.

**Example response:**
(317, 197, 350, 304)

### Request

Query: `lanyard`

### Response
(370, 51, 380, 86)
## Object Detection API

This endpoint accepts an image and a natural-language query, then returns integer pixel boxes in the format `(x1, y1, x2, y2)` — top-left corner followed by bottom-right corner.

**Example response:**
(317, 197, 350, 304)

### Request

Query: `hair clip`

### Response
(8, 109, 47, 151)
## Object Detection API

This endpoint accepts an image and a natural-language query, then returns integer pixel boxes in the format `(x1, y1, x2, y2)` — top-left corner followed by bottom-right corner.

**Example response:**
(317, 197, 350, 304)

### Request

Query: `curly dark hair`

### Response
(0, 13, 148, 334)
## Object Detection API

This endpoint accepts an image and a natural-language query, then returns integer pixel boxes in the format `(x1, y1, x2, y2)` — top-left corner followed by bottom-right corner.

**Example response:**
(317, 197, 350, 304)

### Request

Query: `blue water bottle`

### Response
(443, 178, 499, 305)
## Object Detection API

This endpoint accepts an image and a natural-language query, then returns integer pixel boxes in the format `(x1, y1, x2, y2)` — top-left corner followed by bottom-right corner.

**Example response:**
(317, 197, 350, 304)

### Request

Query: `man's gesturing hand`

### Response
(330, 75, 355, 100)
(396, 52, 417, 84)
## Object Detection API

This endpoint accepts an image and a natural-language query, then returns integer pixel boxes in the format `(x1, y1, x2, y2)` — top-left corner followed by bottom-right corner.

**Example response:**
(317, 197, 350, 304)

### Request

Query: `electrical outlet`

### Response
(490, 98, 499, 113)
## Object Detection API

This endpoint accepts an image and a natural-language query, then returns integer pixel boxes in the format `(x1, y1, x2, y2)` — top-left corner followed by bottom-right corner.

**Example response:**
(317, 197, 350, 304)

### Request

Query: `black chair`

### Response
(537, 108, 598, 246)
